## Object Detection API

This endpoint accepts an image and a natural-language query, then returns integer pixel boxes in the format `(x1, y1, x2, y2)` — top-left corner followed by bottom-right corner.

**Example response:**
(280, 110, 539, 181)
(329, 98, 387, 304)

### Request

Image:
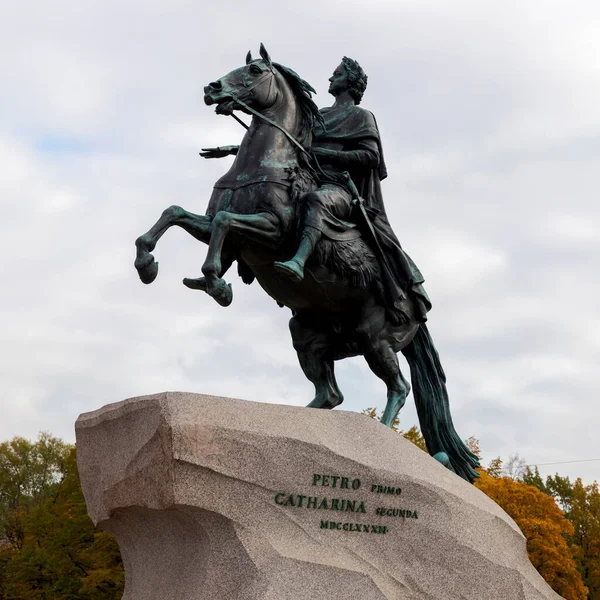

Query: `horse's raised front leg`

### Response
(135, 205, 212, 284)
(201, 211, 279, 307)
(181, 248, 235, 293)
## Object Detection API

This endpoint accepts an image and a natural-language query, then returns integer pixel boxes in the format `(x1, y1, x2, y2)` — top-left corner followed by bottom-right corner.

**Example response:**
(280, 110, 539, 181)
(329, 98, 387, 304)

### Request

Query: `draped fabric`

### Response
(312, 105, 431, 321)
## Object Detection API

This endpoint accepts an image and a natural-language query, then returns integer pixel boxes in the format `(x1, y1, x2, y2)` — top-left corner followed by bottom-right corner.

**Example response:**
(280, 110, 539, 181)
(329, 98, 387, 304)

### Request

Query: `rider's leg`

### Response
(274, 185, 332, 282)
(275, 185, 356, 282)
(273, 226, 321, 282)
(289, 314, 343, 409)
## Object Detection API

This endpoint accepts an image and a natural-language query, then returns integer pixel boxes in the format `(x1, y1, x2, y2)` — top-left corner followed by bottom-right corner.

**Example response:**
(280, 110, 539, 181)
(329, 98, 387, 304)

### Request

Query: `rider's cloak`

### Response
(315, 105, 431, 321)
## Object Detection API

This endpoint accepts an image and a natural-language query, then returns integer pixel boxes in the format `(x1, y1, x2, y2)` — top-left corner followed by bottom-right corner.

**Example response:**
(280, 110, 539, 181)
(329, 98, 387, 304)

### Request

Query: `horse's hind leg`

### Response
(201, 211, 279, 307)
(135, 206, 212, 284)
(289, 315, 343, 409)
(357, 303, 416, 428)
(372, 349, 411, 428)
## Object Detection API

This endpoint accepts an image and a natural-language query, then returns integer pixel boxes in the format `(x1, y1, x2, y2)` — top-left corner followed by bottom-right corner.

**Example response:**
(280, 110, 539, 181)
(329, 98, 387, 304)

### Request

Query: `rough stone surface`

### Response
(76, 392, 563, 600)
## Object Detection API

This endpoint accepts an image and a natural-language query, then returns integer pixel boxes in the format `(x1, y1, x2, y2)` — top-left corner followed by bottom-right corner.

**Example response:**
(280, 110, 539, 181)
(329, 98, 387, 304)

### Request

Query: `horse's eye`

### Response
(249, 65, 262, 75)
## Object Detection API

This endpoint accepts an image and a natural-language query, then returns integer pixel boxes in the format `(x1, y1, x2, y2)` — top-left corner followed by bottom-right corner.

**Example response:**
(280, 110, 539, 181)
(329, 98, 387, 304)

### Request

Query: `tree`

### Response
(464, 436, 481, 460)
(401, 425, 427, 452)
(522, 466, 548, 494)
(361, 411, 599, 598)
(568, 479, 600, 598)
(0, 433, 70, 550)
(503, 452, 528, 481)
(511, 469, 600, 599)
(546, 473, 575, 514)
(487, 456, 503, 478)
(0, 436, 123, 599)
(476, 470, 588, 599)
(362, 408, 427, 450)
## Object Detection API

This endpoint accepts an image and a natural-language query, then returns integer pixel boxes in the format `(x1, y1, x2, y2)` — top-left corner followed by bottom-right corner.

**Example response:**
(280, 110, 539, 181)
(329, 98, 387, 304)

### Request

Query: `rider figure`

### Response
(202, 57, 431, 323)
(276, 57, 431, 323)
(273, 58, 376, 282)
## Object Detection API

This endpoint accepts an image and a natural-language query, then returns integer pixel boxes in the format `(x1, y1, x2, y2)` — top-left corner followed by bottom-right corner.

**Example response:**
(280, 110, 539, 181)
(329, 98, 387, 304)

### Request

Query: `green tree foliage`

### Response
(522, 466, 548, 493)
(562, 479, 600, 599)
(0, 435, 123, 599)
(0, 433, 70, 550)
(547, 474, 576, 513)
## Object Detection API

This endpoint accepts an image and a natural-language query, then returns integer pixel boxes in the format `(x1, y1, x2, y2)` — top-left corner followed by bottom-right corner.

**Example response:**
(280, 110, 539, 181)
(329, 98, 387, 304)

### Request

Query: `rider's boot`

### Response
(274, 227, 321, 282)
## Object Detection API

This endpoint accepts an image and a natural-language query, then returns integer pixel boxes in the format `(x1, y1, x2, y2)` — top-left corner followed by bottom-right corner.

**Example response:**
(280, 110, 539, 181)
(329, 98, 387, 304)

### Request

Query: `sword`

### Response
(341, 172, 410, 303)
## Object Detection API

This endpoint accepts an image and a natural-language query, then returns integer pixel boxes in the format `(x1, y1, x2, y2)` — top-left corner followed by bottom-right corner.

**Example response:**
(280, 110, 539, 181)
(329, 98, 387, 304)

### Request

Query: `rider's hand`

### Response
(199, 145, 238, 159)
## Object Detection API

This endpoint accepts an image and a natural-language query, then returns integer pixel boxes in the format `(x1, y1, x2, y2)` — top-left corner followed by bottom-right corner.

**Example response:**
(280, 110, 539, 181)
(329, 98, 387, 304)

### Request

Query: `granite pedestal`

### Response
(76, 392, 563, 600)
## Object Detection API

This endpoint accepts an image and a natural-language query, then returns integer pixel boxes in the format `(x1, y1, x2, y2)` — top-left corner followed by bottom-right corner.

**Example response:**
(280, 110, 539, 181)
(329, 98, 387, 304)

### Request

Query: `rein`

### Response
(231, 95, 311, 158)
(227, 67, 332, 185)
(227, 67, 312, 158)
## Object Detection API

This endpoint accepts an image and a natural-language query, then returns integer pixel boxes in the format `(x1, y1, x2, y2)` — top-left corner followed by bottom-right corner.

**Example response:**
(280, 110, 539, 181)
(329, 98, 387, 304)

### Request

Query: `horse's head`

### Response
(204, 44, 280, 116)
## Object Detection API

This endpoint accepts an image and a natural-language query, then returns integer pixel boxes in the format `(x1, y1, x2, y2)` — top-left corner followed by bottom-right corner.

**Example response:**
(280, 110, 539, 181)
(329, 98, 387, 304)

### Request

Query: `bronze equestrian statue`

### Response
(134, 44, 480, 483)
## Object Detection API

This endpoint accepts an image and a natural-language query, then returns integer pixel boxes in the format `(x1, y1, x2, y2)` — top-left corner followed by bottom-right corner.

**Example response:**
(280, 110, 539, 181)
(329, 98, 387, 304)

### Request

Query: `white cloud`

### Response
(1, 0, 599, 486)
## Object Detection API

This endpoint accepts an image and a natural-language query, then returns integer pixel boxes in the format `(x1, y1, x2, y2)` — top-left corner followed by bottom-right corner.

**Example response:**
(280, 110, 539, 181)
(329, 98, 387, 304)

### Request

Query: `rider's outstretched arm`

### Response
(199, 145, 240, 159)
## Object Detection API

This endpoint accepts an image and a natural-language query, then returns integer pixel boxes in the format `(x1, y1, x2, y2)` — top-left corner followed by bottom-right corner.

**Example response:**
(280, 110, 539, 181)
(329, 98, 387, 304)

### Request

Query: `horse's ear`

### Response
(246, 50, 253, 64)
(259, 43, 272, 66)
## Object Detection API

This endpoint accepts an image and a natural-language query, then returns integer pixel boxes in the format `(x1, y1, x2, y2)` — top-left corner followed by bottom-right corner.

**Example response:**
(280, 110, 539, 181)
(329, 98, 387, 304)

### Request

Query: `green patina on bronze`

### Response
(134, 44, 480, 484)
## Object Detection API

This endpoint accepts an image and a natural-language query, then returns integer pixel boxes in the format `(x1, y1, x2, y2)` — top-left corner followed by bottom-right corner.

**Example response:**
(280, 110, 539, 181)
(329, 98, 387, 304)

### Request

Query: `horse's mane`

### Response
(273, 62, 324, 149)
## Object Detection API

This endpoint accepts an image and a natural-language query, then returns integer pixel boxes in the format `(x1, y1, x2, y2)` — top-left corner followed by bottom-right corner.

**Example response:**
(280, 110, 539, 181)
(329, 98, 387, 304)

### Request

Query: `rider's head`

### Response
(341, 57, 368, 105)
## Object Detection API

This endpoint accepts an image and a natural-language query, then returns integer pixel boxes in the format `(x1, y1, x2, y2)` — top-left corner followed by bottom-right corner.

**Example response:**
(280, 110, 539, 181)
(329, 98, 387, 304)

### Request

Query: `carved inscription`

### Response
(320, 521, 388, 534)
(274, 493, 366, 513)
(273, 473, 420, 534)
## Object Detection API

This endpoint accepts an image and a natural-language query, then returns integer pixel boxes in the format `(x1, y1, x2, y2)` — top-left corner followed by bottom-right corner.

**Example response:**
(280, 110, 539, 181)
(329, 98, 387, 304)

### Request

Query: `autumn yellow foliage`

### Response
(476, 470, 589, 600)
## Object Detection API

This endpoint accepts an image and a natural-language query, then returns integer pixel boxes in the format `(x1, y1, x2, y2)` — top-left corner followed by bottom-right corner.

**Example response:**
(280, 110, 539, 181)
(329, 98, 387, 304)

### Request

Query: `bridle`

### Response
(217, 64, 335, 185)
(226, 66, 312, 159)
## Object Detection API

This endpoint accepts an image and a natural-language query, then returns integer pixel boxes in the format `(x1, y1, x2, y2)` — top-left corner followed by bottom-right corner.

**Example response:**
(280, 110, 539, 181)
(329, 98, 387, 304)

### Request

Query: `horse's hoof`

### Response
(381, 393, 406, 427)
(211, 279, 233, 307)
(433, 452, 451, 468)
(274, 260, 304, 282)
(183, 277, 208, 292)
(135, 255, 159, 284)
(380, 411, 398, 428)
(306, 393, 343, 410)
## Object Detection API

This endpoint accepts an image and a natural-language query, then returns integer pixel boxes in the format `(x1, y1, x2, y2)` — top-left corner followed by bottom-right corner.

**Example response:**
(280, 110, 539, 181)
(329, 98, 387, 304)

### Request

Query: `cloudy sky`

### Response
(1, 0, 599, 483)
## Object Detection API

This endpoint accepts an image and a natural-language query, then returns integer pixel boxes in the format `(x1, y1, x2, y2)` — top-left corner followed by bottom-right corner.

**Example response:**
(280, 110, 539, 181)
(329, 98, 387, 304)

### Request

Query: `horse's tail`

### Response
(401, 323, 480, 483)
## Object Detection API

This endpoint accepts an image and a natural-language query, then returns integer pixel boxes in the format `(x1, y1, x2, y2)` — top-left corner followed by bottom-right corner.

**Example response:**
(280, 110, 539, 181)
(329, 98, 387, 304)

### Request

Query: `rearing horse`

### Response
(134, 45, 479, 483)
